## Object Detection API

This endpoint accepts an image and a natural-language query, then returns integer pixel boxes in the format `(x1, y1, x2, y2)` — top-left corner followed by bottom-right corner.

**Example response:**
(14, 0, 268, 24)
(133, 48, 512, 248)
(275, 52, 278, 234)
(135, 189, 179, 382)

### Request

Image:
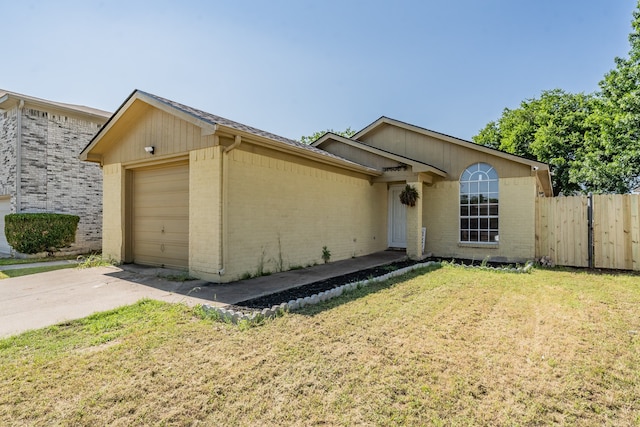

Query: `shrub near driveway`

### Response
(0, 266, 639, 425)
(4, 213, 79, 254)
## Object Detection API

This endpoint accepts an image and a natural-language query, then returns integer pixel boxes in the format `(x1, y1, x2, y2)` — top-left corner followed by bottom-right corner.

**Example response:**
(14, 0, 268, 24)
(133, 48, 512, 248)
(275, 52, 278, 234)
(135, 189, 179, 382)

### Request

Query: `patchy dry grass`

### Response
(1, 265, 639, 426)
(0, 254, 81, 266)
(0, 264, 76, 279)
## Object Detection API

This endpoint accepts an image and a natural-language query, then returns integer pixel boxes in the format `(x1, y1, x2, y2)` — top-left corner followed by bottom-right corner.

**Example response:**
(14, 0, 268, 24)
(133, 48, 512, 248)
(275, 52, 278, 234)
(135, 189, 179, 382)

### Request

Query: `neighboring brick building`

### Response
(0, 90, 111, 255)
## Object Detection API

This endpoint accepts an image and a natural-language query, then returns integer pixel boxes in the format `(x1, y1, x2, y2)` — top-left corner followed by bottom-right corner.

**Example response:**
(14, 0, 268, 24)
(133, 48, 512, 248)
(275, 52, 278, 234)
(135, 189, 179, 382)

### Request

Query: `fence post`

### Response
(588, 193, 594, 268)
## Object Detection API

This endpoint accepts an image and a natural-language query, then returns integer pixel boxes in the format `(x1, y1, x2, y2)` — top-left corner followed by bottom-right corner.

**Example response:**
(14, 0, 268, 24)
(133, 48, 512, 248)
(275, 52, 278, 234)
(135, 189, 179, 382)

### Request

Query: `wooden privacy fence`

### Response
(536, 194, 640, 270)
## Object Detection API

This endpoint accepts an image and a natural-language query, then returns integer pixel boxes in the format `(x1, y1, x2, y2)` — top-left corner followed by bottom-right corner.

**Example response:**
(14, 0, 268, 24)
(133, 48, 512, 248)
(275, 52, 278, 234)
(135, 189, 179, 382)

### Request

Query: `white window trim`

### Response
(459, 163, 499, 244)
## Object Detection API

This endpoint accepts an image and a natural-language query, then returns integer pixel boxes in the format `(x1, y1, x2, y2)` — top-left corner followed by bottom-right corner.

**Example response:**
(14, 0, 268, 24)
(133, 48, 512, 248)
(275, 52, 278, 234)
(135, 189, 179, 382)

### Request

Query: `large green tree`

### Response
(473, 89, 595, 195)
(474, 1, 640, 195)
(575, 3, 640, 193)
(300, 127, 355, 145)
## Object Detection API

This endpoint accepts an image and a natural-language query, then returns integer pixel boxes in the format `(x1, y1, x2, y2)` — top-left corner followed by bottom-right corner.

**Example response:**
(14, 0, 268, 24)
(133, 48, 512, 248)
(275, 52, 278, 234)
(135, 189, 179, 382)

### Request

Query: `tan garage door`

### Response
(0, 198, 11, 254)
(133, 163, 189, 269)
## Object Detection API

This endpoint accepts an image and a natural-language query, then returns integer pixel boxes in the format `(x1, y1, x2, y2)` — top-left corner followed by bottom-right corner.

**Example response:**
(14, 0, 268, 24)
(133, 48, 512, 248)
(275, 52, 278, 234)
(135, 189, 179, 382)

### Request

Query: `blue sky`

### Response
(1, 0, 636, 140)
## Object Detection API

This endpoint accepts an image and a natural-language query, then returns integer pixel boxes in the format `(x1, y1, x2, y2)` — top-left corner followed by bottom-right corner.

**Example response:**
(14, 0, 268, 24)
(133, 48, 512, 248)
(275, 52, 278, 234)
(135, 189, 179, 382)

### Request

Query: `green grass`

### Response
(0, 254, 80, 267)
(1, 265, 639, 425)
(0, 263, 76, 279)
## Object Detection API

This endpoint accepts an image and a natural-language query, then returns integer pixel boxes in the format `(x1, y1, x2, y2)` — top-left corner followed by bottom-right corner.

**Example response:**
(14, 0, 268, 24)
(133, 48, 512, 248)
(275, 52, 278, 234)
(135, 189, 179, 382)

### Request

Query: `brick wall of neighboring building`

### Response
(19, 108, 104, 251)
(0, 108, 18, 210)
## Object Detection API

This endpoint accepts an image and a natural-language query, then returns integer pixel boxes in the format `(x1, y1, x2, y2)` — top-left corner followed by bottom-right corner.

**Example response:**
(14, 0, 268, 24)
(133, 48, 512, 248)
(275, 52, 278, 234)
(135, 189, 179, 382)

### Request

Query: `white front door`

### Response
(388, 185, 407, 248)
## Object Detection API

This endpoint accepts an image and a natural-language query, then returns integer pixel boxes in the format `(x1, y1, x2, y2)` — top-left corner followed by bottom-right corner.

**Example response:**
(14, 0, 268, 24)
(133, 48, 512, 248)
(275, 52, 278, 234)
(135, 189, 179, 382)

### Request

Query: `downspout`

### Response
(224, 134, 242, 153)
(15, 99, 24, 212)
(216, 136, 225, 279)
(218, 135, 241, 280)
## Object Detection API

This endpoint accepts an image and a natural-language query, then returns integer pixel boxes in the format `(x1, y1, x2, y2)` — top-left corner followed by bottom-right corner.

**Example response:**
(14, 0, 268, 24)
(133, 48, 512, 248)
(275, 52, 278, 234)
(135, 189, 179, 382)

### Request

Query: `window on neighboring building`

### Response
(460, 162, 498, 243)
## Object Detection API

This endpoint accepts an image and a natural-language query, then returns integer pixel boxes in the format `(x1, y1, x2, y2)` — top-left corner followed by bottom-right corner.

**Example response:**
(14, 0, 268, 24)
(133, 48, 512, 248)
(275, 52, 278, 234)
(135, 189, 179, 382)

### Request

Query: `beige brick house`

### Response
(0, 90, 111, 255)
(80, 90, 552, 282)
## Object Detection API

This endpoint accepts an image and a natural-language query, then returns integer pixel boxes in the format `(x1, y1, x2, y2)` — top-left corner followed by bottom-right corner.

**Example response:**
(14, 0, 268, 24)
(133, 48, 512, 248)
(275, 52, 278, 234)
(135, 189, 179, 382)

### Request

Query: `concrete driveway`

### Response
(0, 265, 217, 338)
(0, 250, 407, 338)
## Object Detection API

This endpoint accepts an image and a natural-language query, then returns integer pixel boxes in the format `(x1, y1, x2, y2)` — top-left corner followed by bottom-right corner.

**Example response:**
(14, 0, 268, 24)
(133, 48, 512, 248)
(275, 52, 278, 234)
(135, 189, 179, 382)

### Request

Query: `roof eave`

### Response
(80, 89, 220, 161)
(537, 169, 554, 197)
(353, 116, 550, 170)
(0, 90, 111, 121)
(218, 125, 381, 177)
(314, 132, 447, 177)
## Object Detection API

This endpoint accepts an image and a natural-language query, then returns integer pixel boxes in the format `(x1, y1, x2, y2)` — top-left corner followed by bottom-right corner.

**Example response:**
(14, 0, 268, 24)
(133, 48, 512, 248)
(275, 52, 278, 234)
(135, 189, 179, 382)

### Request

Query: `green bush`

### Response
(4, 213, 80, 254)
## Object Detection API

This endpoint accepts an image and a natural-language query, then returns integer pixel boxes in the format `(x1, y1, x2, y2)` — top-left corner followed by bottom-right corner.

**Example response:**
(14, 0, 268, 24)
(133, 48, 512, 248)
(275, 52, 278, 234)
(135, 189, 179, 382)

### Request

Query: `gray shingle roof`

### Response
(139, 91, 367, 167)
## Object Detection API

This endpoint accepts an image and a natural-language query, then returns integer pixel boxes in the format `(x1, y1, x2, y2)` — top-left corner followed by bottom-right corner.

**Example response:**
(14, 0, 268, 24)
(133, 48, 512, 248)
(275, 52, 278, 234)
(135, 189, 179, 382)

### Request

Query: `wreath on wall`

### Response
(399, 184, 420, 207)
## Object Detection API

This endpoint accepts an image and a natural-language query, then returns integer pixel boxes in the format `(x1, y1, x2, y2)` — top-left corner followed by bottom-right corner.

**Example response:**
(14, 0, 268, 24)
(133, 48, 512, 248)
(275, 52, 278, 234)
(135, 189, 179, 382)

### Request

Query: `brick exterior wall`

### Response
(0, 109, 18, 209)
(0, 105, 105, 252)
(222, 147, 388, 282)
(101, 163, 125, 261)
(423, 176, 537, 262)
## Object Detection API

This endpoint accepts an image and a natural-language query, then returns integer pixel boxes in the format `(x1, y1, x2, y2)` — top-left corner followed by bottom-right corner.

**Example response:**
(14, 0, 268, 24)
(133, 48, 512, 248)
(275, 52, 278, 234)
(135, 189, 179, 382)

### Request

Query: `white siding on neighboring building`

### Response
(0, 197, 11, 254)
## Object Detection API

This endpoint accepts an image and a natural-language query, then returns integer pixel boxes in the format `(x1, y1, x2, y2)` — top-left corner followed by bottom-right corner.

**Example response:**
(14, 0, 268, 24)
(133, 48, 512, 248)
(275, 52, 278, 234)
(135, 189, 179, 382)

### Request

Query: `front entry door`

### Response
(388, 185, 407, 248)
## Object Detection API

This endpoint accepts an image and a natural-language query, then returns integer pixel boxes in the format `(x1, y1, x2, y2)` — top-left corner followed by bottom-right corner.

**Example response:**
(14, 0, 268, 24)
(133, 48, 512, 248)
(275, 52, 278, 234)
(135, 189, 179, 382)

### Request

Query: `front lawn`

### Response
(0, 264, 76, 279)
(0, 265, 639, 425)
(0, 254, 80, 266)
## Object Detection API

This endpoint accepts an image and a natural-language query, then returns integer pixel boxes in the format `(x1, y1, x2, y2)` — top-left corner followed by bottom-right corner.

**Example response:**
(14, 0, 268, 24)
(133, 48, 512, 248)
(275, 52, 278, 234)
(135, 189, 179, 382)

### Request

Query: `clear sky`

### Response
(1, 0, 636, 141)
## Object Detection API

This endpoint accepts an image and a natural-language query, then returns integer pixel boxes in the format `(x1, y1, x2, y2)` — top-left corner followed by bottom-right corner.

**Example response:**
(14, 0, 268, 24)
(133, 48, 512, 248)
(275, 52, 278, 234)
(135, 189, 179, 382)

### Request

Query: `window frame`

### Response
(459, 162, 499, 244)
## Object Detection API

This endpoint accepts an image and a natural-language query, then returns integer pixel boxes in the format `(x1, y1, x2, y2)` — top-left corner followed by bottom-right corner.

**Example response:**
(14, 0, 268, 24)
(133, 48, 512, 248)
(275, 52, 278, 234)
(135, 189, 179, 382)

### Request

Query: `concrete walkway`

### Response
(0, 250, 406, 338)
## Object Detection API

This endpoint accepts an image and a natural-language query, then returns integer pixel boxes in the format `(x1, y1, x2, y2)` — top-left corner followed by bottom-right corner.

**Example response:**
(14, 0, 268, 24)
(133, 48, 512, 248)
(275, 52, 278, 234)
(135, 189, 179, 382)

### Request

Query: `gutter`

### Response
(15, 99, 24, 212)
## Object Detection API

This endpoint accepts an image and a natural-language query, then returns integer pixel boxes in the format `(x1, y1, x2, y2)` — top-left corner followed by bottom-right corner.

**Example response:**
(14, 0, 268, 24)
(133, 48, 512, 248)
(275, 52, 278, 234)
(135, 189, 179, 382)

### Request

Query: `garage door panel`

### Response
(133, 164, 189, 269)
(133, 243, 188, 267)
(135, 207, 188, 218)
(134, 219, 189, 235)
(135, 193, 189, 207)
(134, 235, 189, 247)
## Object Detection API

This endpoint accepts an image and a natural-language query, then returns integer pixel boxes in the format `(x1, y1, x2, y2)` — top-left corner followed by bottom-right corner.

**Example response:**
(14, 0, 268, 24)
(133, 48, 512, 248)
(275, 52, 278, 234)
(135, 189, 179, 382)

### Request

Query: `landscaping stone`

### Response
(203, 259, 537, 327)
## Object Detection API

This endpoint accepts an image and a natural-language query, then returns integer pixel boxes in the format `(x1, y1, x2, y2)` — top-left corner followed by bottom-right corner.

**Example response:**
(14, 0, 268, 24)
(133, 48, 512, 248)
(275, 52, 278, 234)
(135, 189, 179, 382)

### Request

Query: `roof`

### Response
(316, 132, 448, 177)
(350, 116, 550, 169)
(139, 91, 352, 161)
(0, 89, 111, 120)
(80, 90, 381, 176)
(314, 115, 554, 195)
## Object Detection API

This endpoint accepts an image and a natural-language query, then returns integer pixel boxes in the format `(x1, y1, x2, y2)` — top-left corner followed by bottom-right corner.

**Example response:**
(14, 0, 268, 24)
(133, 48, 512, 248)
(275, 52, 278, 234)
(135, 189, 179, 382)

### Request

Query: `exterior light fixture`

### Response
(144, 146, 155, 155)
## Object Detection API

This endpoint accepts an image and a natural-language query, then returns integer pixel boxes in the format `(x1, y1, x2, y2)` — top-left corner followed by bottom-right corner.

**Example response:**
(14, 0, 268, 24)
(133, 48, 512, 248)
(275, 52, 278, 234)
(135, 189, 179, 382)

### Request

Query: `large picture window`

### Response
(460, 163, 498, 243)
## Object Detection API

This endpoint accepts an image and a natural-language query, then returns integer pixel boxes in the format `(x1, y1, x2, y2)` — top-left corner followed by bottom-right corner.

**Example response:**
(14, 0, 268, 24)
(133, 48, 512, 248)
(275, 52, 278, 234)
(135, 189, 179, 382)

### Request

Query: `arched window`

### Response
(460, 163, 498, 243)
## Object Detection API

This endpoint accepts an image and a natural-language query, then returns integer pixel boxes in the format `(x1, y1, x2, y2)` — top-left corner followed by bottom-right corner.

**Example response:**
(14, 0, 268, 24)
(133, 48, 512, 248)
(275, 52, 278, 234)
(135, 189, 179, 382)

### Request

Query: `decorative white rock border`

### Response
(201, 260, 440, 324)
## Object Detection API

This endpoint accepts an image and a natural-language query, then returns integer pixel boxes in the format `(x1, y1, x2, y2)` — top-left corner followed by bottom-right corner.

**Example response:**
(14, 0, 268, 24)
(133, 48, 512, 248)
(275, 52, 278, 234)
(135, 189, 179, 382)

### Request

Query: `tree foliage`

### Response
(576, 4, 640, 194)
(300, 127, 356, 145)
(474, 90, 595, 195)
(474, 1, 640, 195)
